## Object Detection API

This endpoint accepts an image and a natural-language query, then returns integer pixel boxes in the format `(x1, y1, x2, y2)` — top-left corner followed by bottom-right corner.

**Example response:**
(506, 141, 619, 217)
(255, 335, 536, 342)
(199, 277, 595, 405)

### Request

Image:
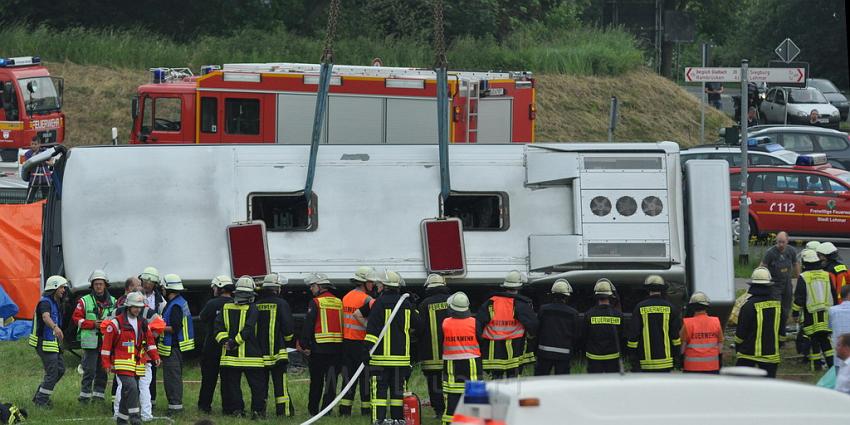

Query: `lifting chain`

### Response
(432, 0, 447, 69)
(322, 0, 341, 64)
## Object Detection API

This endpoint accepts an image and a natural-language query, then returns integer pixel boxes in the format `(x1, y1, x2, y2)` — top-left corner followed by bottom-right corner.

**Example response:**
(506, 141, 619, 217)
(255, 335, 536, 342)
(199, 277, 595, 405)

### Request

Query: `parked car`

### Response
(808, 78, 849, 121)
(682, 139, 797, 168)
(749, 125, 850, 170)
(759, 86, 841, 129)
(730, 154, 850, 240)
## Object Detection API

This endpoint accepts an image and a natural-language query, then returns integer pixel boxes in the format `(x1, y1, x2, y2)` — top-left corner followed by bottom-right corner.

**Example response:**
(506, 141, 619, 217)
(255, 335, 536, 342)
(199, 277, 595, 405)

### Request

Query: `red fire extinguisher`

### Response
(403, 392, 421, 425)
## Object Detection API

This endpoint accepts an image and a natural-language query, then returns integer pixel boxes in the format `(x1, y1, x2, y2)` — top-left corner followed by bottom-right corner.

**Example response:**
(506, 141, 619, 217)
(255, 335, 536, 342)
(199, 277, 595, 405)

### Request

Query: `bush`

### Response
(0, 23, 644, 76)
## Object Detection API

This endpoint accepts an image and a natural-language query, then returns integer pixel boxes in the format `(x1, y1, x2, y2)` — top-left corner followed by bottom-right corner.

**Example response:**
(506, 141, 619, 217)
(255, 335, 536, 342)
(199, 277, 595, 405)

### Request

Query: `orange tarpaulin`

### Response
(0, 201, 44, 320)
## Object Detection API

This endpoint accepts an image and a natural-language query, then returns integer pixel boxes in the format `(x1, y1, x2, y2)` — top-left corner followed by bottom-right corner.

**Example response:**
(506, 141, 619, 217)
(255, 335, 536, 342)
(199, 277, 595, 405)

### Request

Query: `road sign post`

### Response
(739, 59, 750, 264)
(700, 43, 707, 145)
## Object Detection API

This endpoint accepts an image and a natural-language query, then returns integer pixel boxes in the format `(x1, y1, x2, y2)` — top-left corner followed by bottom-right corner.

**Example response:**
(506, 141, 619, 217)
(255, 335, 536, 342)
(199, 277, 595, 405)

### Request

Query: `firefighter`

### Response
(735, 267, 782, 377)
(157, 274, 195, 415)
(476, 270, 538, 379)
(582, 278, 625, 373)
(256, 273, 296, 417)
(101, 291, 161, 425)
(627, 275, 682, 372)
(138, 266, 164, 406)
(72, 269, 116, 403)
(106, 292, 165, 423)
(441, 292, 481, 425)
(197, 275, 234, 414)
(300, 273, 344, 416)
(215, 276, 265, 417)
(680, 292, 723, 374)
(416, 273, 451, 419)
(365, 270, 419, 425)
(29, 275, 69, 407)
(534, 279, 579, 376)
(793, 249, 838, 370)
(340, 267, 377, 417)
(818, 242, 848, 303)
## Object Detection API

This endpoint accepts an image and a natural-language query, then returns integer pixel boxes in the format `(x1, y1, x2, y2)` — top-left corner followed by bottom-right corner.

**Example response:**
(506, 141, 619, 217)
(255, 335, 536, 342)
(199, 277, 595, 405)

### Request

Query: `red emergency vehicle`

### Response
(0, 56, 65, 160)
(130, 63, 536, 145)
(731, 153, 850, 238)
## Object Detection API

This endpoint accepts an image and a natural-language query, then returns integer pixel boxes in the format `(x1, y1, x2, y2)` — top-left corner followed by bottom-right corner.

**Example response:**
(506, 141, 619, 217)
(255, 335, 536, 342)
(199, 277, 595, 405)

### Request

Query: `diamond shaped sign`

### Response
(775, 38, 801, 63)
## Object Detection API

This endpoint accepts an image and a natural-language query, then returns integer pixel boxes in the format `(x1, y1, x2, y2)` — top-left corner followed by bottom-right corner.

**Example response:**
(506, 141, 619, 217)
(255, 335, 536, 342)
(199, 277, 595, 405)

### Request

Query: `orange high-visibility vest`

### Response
(442, 317, 480, 360)
(827, 263, 848, 303)
(682, 313, 722, 372)
(313, 292, 343, 344)
(342, 289, 372, 340)
(481, 296, 524, 341)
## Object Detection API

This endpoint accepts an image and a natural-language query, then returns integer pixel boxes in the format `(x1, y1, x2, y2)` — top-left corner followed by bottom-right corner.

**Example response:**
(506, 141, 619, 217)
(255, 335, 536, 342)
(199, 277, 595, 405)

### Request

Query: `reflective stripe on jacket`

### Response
(481, 296, 524, 341)
(101, 313, 159, 377)
(417, 292, 450, 370)
(29, 296, 61, 353)
(215, 303, 264, 368)
(826, 262, 848, 303)
(627, 296, 682, 370)
(442, 317, 480, 360)
(314, 293, 343, 344)
(76, 294, 116, 349)
(734, 289, 781, 364)
(158, 295, 195, 356)
(256, 295, 295, 366)
(682, 313, 722, 371)
(342, 289, 371, 341)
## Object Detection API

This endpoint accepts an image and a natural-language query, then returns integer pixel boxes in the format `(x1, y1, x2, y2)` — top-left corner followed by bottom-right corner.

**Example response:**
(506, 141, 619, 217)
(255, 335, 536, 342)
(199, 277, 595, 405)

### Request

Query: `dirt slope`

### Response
(49, 61, 732, 147)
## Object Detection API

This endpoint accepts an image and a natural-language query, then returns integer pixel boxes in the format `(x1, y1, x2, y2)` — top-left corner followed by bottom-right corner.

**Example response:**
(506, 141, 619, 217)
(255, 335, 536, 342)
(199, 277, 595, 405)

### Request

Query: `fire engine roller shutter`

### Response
(477, 98, 512, 144)
(276, 94, 326, 145)
(420, 218, 466, 277)
(227, 221, 271, 279)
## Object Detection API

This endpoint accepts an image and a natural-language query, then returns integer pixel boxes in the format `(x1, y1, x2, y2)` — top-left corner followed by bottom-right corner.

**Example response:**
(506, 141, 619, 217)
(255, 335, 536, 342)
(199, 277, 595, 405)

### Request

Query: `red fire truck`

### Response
(0, 56, 65, 161)
(130, 63, 536, 145)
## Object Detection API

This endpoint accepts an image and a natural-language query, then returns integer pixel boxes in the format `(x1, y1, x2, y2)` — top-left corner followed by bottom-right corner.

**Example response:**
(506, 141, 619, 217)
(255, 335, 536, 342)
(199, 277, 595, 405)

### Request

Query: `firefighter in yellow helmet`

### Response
(582, 278, 625, 373)
(793, 249, 838, 370)
(476, 270, 538, 379)
(735, 267, 782, 377)
(627, 275, 682, 372)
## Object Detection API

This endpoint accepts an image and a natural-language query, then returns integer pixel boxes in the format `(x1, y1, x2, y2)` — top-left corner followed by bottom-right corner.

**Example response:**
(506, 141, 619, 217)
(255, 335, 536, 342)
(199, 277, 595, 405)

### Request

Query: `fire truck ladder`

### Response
(465, 80, 480, 143)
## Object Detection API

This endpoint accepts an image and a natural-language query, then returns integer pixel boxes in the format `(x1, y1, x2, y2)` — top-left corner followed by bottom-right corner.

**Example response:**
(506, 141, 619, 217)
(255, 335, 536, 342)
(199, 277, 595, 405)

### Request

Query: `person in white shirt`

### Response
(835, 333, 850, 395)
(829, 286, 850, 365)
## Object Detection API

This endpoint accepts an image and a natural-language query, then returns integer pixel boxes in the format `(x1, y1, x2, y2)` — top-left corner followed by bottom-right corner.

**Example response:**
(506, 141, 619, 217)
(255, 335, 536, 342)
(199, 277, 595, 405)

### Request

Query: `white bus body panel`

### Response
(59, 142, 688, 291)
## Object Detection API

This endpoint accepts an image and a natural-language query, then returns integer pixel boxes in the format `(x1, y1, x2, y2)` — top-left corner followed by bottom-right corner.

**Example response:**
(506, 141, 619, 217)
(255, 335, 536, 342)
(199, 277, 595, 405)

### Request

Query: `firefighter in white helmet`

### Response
(582, 278, 625, 373)
(197, 275, 235, 414)
(627, 275, 682, 372)
(72, 269, 116, 403)
(476, 270, 538, 379)
(340, 267, 377, 417)
(365, 270, 419, 424)
(255, 273, 295, 417)
(793, 249, 838, 370)
(215, 276, 265, 417)
(138, 266, 164, 406)
(441, 291, 481, 424)
(300, 273, 344, 416)
(680, 292, 723, 373)
(158, 274, 194, 415)
(416, 273, 451, 419)
(534, 279, 579, 376)
(30, 275, 69, 407)
(735, 267, 782, 377)
(818, 242, 848, 304)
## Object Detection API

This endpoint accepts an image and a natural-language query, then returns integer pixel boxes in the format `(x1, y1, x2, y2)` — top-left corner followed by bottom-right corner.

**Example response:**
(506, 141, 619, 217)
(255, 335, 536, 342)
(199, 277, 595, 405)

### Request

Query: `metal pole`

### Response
(436, 67, 451, 204)
(739, 59, 750, 264)
(700, 43, 707, 144)
(608, 96, 618, 142)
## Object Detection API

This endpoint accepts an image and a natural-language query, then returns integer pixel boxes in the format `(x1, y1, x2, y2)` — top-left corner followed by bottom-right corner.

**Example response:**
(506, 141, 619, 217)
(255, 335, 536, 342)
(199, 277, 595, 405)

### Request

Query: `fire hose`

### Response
(300, 292, 411, 425)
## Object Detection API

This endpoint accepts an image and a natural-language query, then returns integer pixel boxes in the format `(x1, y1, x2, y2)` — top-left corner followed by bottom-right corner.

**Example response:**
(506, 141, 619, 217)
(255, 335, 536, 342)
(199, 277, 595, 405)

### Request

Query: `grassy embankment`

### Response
(0, 24, 731, 146)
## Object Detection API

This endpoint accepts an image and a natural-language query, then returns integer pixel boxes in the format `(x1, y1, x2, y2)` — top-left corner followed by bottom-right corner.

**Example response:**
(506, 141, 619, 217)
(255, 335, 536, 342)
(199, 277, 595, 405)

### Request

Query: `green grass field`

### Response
(0, 332, 824, 424)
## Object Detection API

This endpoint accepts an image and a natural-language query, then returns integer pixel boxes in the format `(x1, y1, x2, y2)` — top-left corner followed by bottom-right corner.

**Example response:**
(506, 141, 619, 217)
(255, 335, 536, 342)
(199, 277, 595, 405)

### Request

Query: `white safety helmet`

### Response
(689, 292, 710, 306)
(89, 269, 110, 287)
(305, 273, 336, 289)
(801, 249, 821, 264)
(211, 275, 233, 288)
(644, 274, 666, 288)
(594, 278, 615, 296)
(125, 291, 146, 308)
(352, 266, 375, 283)
(163, 274, 185, 291)
(749, 267, 773, 286)
(501, 270, 526, 289)
(235, 275, 256, 293)
(139, 266, 160, 283)
(44, 275, 68, 292)
(448, 292, 470, 312)
(425, 274, 447, 289)
(551, 279, 573, 296)
(262, 273, 287, 288)
(817, 242, 838, 256)
(805, 241, 821, 251)
(381, 271, 403, 288)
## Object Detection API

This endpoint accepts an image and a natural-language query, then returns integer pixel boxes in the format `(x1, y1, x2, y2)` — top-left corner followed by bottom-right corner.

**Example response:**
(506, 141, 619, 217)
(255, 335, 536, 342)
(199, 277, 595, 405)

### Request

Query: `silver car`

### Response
(759, 86, 841, 129)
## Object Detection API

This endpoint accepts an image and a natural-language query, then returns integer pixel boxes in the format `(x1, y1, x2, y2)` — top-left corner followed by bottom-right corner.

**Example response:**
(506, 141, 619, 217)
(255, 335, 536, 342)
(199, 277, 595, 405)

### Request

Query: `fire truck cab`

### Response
(130, 63, 536, 145)
(0, 56, 65, 160)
